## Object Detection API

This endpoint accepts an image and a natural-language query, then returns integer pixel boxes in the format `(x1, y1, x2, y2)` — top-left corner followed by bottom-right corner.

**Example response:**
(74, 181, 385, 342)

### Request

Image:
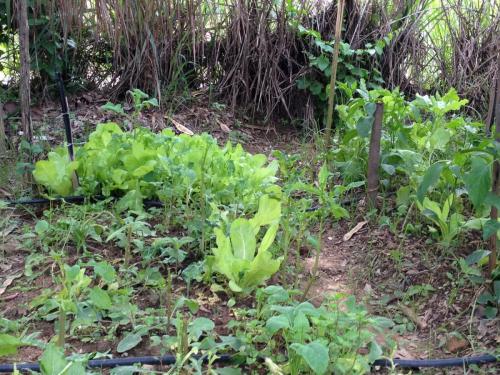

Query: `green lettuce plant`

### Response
(33, 123, 279, 218)
(32, 147, 78, 196)
(209, 195, 282, 293)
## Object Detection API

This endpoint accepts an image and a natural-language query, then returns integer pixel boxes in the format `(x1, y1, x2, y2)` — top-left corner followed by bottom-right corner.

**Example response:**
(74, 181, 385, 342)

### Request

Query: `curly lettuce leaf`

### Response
(33, 147, 77, 196)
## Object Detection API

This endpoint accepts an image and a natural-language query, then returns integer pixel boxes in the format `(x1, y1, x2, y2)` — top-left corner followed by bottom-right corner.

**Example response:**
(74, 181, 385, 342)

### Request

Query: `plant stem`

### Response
(301, 219, 324, 301)
(57, 306, 65, 348)
(125, 224, 132, 267)
(324, 0, 345, 149)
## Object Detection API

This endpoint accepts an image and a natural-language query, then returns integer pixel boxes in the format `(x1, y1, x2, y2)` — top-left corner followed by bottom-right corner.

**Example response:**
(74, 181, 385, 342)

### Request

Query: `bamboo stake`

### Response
(488, 64, 500, 278)
(367, 102, 384, 208)
(17, 0, 33, 146)
(324, 0, 345, 149)
(0, 104, 6, 155)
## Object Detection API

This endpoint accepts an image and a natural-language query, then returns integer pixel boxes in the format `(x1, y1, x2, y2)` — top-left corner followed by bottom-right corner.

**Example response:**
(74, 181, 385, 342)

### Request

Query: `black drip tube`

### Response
(4, 195, 321, 210)
(0, 354, 231, 373)
(5, 196, 164, 208)
(0, 353, 497, 373)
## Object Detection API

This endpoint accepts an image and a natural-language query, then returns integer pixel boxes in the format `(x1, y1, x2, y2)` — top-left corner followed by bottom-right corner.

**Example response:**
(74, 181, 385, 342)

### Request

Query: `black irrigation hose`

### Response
(0, 353, 497, 373)
(372, 354, 498, 368)
(4, 195, 352, 211)
(0, 354, 232, 373)
(5, 195, 164, 208)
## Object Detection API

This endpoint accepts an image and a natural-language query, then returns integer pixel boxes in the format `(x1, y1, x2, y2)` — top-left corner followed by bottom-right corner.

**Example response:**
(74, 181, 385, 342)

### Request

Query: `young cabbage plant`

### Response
(209, 194, 282, 294)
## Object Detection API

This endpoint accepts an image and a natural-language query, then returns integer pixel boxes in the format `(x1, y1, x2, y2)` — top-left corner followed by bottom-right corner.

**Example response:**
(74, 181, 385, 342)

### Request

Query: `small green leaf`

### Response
(93, 262, 116, 284)
(465, 249, 490, 265)
(464, 157, 491, 209)
(89, 287, 112, 310)
(35, 220, 49, 235)
(39, 344, 67, 375)
(484, 306, 497, 319)
(318, 163, 329, 189)
(266, 315, 290, 335)
(417, 162, 444, 202)
(230, 219, 256, 261)
(117, 333, 142, 353)
(101, 102, 125, 115)
(188, 317, 215, 340)
(482, 219, 500, 240)
(0, 334, 23, 356)
(367, 341, 382, 363)
(356, 116, 373, 138)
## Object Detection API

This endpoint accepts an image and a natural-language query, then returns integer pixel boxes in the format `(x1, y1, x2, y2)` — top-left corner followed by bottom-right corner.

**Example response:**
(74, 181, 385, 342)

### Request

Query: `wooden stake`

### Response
(367, 102, 384, 208)
(17, 0, 33, 146)
(485, 78, 496, 136)
(324, 0, 345, 149)
(488, 63, 500, 278)
(0, 104, 6, 155)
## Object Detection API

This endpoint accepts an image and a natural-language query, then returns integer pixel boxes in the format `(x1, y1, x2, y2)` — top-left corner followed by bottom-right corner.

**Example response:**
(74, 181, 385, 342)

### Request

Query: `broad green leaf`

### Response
(188, 317, 215, 340)
(35, 220, 49, 235)
(93, 262, 116, 284)
(313, 55, 330, 71)
(258, 224, 278, 253)
(482, 220, 500, 240)
(266, 315, 290, 335)
(240, 250, 281, 290)
(381, 163, 395, 175)
(356, 116, 373, 138)
(417, 162, 444, 202)
(367, 341, 382, 363)
(290, 341, 329, 374)
(33, 148, 77, 196)
(40, 348, 66, 374)
(228, 280, 243, 292)
(117, 333, 142, 353)
(318, 163, 329, 189)
(212, 229, 236, 280)
(40, 344, 68, 375)
(0, 334, 23, 356)
(464, 156, 491, 209)
(89, 287, 112, 310)
(252, 195, 281, 228)
(101, 102, 125, 115)
(429, 127, 451, 151)
(421, 197, 442, 218)
(465, 249, 490, 265)
(230, 219, 256, 261)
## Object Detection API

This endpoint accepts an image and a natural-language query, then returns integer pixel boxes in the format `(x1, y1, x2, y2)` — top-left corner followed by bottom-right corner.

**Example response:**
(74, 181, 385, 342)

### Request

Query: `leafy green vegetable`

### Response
(210, 195, 282, 293)
(33, 148, 78, 196)
(33, 123, 279, 218)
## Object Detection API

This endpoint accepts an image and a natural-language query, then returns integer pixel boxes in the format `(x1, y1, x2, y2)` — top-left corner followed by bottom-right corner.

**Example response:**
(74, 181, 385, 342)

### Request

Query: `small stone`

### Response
(446, 335, 468, 353)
